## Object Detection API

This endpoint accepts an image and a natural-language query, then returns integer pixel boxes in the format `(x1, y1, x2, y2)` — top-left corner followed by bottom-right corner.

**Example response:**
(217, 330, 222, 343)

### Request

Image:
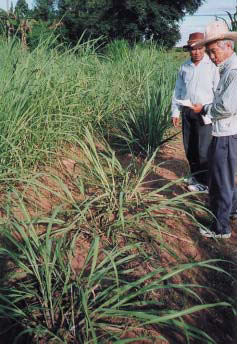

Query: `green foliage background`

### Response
(3, 0, 206, 48)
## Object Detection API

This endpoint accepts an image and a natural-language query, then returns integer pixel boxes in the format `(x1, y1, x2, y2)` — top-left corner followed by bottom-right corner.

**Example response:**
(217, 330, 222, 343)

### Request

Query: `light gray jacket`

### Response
(204, 52, 237, 136)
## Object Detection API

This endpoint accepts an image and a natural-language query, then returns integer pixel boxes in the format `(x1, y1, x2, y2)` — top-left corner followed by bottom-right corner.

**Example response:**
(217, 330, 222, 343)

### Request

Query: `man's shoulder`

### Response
(229, 53, 237, 70)
(202, 53, 211, 62)
(180, 57, 191, 65)
(179, 59, 192, 70)
(201, 54, 216, 66)
(227, 69, 237, 81)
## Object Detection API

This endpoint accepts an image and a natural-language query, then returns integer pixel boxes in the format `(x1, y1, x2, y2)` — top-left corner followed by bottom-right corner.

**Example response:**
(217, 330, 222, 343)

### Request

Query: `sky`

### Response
(177, 0, 237, 46)
(0, 0, 33, 10)
(0, 0, 237, 47)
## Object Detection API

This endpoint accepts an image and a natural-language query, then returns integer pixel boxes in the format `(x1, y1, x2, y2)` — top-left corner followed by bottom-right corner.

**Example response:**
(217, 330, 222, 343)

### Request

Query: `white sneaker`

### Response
(230, 212, 237, 219)
(183, 176, 198, 185)
(199, 227, 231, 239)
(188, 183, 209, 193)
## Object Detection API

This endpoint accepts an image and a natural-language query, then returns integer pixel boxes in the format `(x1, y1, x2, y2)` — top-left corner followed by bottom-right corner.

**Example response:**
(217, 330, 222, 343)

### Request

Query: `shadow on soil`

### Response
(0, 241, 32, 344)
(150, 236, 237, 344)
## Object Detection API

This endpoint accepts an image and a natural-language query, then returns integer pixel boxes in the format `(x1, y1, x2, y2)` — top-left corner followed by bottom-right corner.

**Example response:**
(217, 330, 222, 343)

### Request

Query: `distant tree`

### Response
(32, 0, 56, 20)
(15, 0, 29, 17)
(57, 0, 206, 47)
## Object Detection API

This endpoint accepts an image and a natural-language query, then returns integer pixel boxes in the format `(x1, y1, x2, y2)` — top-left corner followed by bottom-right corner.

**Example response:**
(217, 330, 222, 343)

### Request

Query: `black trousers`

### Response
(208, 135, 237, 234)
(182, 109, 212, 185)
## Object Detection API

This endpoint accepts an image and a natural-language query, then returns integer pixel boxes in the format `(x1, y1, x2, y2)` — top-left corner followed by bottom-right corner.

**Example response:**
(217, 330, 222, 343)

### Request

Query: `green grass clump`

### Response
(0, 210, 233, 343)
(0, 38, 180, 177)
(0, 130, 234, 343)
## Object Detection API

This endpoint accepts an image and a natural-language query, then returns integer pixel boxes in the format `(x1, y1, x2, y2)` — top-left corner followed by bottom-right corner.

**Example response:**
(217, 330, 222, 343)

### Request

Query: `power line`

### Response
(186, 13, 235, 17)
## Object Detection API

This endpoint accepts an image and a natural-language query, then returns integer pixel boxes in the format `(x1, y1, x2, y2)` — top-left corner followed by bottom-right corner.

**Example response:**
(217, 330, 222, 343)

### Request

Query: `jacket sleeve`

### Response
(213, 65, 220, 92)
(171, 67, 184, 118)
(206, 69, 237, 120)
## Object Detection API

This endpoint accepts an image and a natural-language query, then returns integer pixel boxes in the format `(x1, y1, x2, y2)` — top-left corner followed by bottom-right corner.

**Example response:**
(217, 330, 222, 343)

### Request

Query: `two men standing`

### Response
(173, 21, 237, 238)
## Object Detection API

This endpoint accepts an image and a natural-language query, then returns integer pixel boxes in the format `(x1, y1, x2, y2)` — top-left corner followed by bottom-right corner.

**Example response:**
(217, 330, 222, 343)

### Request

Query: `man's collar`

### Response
(219, 52, 236, 73)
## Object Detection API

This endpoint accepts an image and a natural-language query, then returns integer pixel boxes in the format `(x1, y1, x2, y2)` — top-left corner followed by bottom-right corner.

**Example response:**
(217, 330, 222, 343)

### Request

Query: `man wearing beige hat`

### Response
(171, 32, 219, 193)
(192, 21, 237, 238)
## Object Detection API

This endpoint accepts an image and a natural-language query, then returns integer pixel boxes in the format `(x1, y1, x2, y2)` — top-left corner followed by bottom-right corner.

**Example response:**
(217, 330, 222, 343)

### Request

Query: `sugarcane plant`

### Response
(216, 6, 237, 31)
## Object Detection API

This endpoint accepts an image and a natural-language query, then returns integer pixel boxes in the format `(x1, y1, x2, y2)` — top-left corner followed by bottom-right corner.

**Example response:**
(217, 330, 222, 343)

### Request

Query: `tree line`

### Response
(1, 0, 206, 48)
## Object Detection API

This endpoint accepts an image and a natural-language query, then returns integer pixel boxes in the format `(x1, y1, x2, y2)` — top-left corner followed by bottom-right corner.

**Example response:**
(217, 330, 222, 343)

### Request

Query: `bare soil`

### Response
(0, 130, 237, 344)
(68, 131, 237, 344)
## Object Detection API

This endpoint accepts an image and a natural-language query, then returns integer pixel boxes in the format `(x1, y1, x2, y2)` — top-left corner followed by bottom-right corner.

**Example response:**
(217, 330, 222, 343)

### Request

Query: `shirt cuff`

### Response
(171, 111, 180, 118)
(203, 104, 212, 116)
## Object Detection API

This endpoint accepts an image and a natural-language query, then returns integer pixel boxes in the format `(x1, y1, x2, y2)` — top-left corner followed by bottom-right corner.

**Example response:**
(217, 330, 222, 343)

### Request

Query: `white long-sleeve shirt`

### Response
(171, 53, 219, 118)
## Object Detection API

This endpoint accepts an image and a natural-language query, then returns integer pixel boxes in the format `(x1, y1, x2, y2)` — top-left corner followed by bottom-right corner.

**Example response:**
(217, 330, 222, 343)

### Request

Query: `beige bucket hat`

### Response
(191, 21, 237, 47)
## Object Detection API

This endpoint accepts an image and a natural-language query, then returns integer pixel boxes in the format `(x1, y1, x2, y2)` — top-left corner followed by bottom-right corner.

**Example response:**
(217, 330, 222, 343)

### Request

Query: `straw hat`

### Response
(183, 32, 204, 50)
(191, 21, 237, 47)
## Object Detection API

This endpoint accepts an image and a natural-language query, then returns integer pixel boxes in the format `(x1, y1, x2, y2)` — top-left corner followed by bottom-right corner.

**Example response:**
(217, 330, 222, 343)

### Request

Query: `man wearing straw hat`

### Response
(171, 32, 219, 193)
(192, 21, 237, 238)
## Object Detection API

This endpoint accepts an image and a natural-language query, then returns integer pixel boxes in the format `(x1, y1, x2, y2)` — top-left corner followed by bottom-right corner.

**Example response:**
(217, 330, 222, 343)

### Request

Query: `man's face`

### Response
(206, 41, 232, 65)
(189, 46, 205, 64)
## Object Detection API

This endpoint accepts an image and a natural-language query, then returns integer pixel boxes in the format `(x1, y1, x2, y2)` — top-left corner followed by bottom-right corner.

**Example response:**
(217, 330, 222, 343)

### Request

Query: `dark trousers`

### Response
(208, 135, 237, 234)
(182, 109, 212, 185)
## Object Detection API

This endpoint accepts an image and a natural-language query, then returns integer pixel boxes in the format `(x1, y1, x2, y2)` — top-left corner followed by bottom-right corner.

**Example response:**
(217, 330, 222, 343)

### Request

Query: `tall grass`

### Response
(108, 42, 178, 156)
(0, 38, 180, 176)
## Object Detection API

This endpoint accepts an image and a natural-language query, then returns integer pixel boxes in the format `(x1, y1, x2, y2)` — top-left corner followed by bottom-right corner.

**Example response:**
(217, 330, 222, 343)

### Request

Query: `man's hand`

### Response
(172, 117, 180, 128)
(192, 104, 204, 113)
